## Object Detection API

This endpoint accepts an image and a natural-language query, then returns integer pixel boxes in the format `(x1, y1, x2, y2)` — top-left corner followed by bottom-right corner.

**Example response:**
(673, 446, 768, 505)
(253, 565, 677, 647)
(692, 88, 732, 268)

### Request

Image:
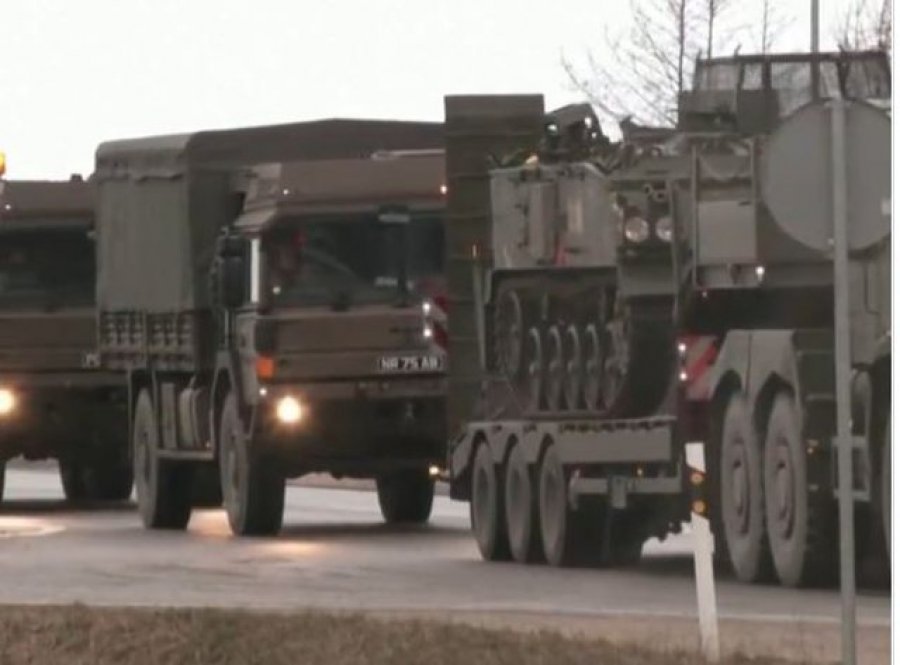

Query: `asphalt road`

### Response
(0, 464, 891, 662)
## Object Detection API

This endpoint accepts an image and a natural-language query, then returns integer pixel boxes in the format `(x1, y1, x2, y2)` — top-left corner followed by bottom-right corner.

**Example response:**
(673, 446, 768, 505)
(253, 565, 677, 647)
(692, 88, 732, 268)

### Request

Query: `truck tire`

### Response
(59, 459, 89, 502)
(133, 389, 193, 530)
(882, 418, 890, 560)
(504, 442, 543, 563)
(719, 393, 772, 583)
(764, 392, 836, 587)
(470, 442, 510, 561)
(219, 393, 284, 536)
(539, 444, 594, 566)
(376, 470, 434, 524)
(60, 457, 133, 503)
(192, 464, 223, 508)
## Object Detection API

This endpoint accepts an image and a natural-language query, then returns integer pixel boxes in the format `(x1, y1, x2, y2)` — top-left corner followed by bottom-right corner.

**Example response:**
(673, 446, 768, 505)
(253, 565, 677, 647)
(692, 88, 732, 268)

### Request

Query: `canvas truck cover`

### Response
(95, 119, 444, 312)
(237, 152, 446, 228)
(0, 177, 93, 231)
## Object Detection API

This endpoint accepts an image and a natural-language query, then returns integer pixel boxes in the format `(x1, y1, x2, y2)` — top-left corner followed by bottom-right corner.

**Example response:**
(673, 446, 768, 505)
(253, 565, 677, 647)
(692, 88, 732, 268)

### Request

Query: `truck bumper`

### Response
(255, 383, 446, 477)
(0, 378, 127, 461)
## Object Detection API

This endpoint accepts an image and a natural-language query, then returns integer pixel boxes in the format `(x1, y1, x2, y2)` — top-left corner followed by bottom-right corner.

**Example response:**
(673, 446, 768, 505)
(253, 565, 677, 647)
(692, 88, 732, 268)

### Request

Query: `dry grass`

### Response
(0, 605, 810, 665)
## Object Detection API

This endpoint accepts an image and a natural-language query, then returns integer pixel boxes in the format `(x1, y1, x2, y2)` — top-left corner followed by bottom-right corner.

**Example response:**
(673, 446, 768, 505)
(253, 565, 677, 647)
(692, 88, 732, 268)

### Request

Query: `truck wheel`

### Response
(470, 442, 510, 561)
(764, 392, 836, 587)
(882, 418, 891, 560)
(504, 442, 543, 563)
(192, 464, 223, 508)
(219, 393, 284, 536)
(539, 444, 590, 566)
(59, 459, 88, 502)
(376, 469, 434, 524)
(133, 389, 193, 530)
(719, 393, 772, 583)
(83, 452, 134, 502)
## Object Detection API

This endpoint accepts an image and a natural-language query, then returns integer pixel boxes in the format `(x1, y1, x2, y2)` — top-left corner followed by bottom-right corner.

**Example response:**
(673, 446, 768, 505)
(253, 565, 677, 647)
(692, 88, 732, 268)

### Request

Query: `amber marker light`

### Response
(256, 356, 275, 380)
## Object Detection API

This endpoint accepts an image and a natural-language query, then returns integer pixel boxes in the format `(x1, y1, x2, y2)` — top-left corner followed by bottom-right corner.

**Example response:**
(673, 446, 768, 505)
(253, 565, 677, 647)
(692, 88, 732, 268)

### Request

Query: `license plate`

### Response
(378, 354, 444, 373)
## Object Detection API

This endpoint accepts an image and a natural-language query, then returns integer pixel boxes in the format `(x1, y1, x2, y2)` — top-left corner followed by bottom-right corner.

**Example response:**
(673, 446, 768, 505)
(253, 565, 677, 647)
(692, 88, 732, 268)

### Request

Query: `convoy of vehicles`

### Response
(93, 120, 448, 534)
(443, 50, 891, 586)
(0, 47, 890, 591)
(0, 175, 132, 503)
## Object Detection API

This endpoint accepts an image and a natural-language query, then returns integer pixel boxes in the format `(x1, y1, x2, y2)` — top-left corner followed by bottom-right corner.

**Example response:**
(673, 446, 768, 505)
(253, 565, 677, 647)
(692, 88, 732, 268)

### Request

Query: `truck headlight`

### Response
(623, 217, 650, 243)
(655, 216, 674, 242)
(276, 395, 304, 425)
(0, 387, 16, 416)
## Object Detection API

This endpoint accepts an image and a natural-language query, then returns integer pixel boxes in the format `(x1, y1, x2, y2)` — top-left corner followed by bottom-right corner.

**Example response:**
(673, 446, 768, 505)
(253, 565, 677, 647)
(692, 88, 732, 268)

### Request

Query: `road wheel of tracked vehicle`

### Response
(600, 318, 629, 415)
(544, 326, 565, 412)
(470, 442, 510, 561)
(219, 393, 285, 536)
(539, 444, 595, 566)
(133, 389, 193, 530)
(495, 289, 524, 378)
(882, 417, 891, 561)
(377, 469, 435, 524)
(562, 325, 583, 411)
(719, 393, 772, 583)
(504, 442, 544, 563)
(764, 393, 836, 587)
(524, 327, 544, 412)
(582, 324, 603, 411)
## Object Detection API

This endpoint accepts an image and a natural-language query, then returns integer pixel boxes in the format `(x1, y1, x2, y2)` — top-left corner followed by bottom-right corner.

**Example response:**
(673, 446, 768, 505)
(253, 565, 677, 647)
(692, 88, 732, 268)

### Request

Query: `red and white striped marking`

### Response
(679, 335, 719, 401)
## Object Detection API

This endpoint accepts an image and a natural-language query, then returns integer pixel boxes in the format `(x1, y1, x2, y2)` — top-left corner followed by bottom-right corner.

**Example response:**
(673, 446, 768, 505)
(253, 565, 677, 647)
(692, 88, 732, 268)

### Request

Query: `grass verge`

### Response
(0, 605, 808, 665)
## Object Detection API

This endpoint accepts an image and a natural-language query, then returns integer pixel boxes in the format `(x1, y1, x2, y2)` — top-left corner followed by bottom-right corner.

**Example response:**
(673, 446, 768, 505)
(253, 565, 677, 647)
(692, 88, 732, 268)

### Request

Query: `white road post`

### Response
(687, 441, 720, 662)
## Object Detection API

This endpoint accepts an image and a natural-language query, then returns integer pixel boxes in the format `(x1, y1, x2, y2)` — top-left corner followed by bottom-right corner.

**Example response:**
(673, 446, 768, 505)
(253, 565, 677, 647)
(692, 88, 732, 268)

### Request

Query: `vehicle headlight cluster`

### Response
(623, 216, 650, 243)
(275, 395, 304, 425)
(623, 216, 674, 244)
(0, 387, 16, 416)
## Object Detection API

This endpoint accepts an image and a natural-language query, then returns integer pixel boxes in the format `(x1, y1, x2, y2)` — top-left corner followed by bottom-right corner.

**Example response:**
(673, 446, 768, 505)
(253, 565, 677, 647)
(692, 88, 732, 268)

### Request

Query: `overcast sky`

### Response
(1, 0, 875, 178)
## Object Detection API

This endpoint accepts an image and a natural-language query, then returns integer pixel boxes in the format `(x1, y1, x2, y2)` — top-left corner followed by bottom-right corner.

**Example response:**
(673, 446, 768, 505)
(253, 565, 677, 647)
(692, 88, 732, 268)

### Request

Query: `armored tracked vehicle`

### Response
(445, 50, 891, 586)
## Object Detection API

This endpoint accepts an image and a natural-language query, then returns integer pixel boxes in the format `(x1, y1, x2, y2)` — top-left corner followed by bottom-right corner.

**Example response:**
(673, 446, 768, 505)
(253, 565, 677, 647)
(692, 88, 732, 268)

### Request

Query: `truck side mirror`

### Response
(218, 256, 246, 308)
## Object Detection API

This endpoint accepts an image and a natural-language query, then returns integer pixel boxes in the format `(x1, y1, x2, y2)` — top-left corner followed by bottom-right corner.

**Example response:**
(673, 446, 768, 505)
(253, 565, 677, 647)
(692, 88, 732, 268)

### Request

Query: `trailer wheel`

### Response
(470, 442, 510, 561)
(544, 326, 564, 411)
(377, 469, 434, 524)
(219, 393, 284, 536)
(882, 417, 891, 560)
(504, 442, 543, 563)
(719, 393, 772, 583)
(133, 389, 193, 530)
(764, 392, 836, 587)
(539, 444, 592, 566)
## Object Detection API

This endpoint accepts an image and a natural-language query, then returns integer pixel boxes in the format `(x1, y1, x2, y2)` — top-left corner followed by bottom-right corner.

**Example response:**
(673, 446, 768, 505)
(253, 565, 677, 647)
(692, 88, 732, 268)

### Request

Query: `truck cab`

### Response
(219, 154, 447, 524)
(0, 177, 130, 502)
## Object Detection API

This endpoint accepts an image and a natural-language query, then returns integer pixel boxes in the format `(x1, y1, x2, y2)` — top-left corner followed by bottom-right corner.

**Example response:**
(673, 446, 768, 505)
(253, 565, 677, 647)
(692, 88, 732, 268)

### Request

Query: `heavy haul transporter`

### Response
(0, 176, 131, 502)
(444, 50, 891, 586)
(95, 120, 447, 535)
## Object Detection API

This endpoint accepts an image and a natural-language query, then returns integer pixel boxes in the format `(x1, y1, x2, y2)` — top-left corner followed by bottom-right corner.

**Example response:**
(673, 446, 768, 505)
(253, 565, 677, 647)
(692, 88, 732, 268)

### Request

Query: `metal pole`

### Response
(811, 0, 820, 53)
(831, 98, 856, 665)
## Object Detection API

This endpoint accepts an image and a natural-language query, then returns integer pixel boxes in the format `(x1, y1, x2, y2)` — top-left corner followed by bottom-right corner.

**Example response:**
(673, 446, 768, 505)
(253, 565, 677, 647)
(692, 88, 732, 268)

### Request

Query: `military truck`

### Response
(95, 119, 447, 535)
(0, 176, 132, 503)
(444, 49, 891, 586)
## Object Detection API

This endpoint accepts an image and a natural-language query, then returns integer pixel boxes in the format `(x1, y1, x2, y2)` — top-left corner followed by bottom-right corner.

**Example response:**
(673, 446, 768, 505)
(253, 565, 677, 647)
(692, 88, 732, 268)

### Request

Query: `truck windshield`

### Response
(264, 212, 444, 308)
(0, 228, 95, 309)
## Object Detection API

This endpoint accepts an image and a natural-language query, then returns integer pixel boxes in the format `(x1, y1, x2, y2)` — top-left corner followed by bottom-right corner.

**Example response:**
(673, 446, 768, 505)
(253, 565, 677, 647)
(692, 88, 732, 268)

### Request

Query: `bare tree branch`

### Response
(835, 0, 892, 52)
